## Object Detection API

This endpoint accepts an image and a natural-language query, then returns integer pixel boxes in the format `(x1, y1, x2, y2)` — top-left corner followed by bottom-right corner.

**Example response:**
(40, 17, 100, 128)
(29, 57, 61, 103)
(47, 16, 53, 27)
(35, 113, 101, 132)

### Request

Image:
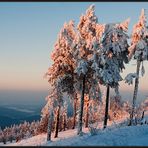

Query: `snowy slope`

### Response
(2, 124, 148, 146)
(1, 111, 148, 146)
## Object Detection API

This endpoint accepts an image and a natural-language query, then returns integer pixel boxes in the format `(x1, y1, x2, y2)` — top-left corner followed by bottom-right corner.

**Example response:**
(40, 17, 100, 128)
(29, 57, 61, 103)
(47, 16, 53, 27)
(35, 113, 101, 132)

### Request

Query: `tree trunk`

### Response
(54, 105, 60, 138)
(72, 97, 77, 129)
(77, 75, 86, 135)
(103, 85, 110, 129)
(59, 116, 62, 132)
(85, 95, 90, 128)
(63, 113, 66, 131)
(141, 110, 145, 120)
(47, 109, 54, 141)
(129, 60, 141, 126)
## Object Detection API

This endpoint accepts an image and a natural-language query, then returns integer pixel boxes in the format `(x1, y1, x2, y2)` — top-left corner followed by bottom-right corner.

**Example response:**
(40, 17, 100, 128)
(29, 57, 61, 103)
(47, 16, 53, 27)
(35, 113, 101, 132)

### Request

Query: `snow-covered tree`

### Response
(2, 132, 6, 144)
(122, 101, 131, 115)
(45, 20, 78, 137)
(11, 125, 17, 142)
(109, 95, 126, 120)
(42, 86, 63, 139)
(126, 9, 148, 126)
(41, 91, 55, 141)
(8, 129, 13, 143)
(141, 98, 148, 111)
(38, 113, 49, 134)
(54, 21, 78, 130)
(125, 73, 137, 85)
(98, 19, 130, 128)
(52, 84, 63, 138)
(48, 20, 76, 91)
(74, 4, 100, 136)
(45, 24, 73, 138)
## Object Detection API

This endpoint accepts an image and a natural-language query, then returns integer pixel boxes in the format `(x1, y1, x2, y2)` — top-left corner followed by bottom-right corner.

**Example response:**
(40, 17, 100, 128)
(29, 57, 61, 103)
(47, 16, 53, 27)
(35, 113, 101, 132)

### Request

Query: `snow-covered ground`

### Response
(2, 124, 148, 146)
(1, 112, 148, 146)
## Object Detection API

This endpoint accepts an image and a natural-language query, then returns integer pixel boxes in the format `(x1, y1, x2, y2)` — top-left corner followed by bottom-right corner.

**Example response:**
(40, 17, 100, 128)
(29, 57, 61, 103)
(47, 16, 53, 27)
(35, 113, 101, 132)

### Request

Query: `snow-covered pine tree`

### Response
(109, 95, 124, 120)
(141, 98, 148, 112)
(10, 125, 16, 142)
(2, 131, 6, 144)
(41, 86, 62, 139)
(54, 20, 78, 130)
(38, 112, 49, 134)
(83, 75, 102, 128)
(98, 19, 130, 129)
(84, 34, 104, 127)
(89, 21, 105, 127)
(54, 81, 64, 138)
(83, 80, 91, 128)
(8, 128, 13, 143)
(29, 121, 36, 136)
(3, 127, 9, 144)
(74, 4, 99, 136)
(45, 20, 78, 137)
(46, 85, 63, 138)
(126, 9, 148, 126)
(122, 101, 131, 114)
(45, 21, 76, 86)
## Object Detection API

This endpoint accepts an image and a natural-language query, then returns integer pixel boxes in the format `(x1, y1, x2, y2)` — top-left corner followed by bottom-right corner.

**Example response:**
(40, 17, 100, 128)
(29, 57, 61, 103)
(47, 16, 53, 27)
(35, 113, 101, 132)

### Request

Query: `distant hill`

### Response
(0, 106, 41, 129)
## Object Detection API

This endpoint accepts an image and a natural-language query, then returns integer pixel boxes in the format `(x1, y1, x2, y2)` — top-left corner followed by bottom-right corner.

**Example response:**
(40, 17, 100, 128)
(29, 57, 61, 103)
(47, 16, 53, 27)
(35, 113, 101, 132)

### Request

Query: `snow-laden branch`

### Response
(124, 73, 137, 85)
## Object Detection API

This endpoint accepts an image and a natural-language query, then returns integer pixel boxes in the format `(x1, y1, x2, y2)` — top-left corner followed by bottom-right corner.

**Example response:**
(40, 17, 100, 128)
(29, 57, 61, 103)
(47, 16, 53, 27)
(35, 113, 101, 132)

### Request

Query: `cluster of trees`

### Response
(43, 5, 148, 141)
(0, 121, 40, 144)
(40, 93, 133, 137)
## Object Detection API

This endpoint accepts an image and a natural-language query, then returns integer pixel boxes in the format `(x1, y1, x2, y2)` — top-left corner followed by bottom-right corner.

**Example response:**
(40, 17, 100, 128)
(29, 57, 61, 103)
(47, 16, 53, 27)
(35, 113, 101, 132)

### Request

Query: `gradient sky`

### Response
(0, 2, 148, 93)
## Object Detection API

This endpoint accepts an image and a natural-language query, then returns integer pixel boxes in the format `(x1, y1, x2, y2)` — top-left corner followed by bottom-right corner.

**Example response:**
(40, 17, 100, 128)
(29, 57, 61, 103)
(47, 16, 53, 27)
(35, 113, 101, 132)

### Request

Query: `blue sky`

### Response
(0, 2, 148, 93)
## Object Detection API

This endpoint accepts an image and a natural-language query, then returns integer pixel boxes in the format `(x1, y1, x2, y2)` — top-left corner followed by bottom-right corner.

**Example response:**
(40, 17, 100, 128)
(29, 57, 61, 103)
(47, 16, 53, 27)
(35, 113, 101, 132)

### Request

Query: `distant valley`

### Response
(0, 105, 42, 129)
(0, 90, 48, 129)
